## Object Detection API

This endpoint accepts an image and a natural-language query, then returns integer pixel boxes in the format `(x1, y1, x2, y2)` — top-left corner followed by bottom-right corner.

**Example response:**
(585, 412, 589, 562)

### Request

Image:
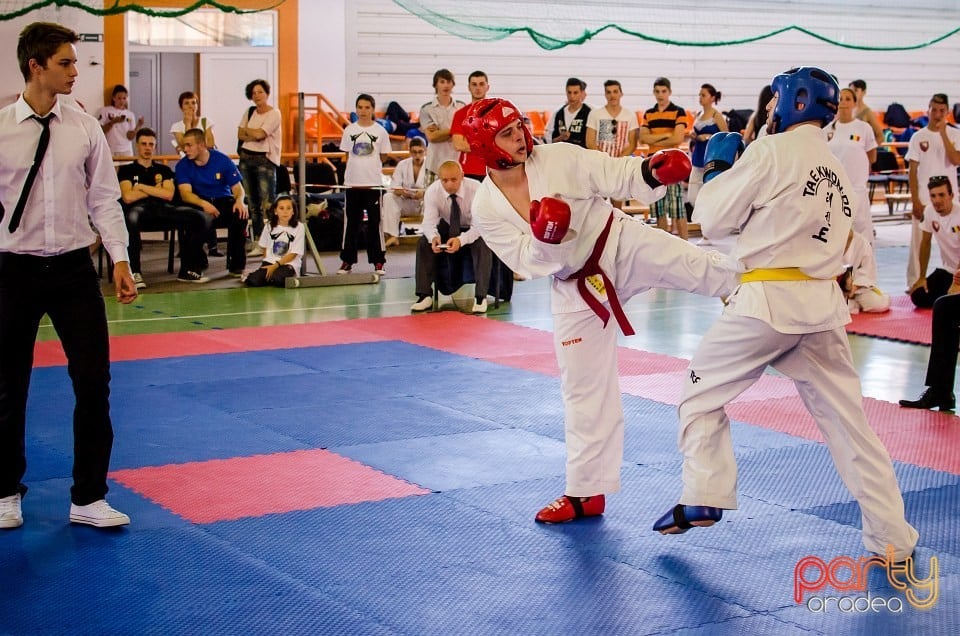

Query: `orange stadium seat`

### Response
(526, 111, 547, 139)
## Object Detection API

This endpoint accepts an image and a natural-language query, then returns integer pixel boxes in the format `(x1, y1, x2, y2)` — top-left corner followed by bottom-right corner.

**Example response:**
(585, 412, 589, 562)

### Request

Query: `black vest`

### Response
(552, 104, 591, 148)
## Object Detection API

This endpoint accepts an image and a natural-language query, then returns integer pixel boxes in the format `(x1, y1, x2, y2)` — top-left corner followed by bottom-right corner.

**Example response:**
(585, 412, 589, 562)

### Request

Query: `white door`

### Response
(128, 53, 159, 136)
(200, 51, 276, 155)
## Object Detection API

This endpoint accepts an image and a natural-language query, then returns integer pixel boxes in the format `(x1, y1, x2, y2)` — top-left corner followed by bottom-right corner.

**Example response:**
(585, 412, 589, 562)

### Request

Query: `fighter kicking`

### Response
(652, 67, 919, 561)
(462, 98, 737, 524)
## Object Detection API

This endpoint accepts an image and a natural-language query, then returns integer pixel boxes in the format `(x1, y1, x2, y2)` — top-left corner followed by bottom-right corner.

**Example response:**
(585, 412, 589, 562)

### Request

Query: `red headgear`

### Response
(461, 98, 534, 170)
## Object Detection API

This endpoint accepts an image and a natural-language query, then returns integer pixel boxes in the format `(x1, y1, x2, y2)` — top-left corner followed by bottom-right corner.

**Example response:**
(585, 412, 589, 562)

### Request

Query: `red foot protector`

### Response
(535, 494, 605, 524)
(111, 449, 431, 524)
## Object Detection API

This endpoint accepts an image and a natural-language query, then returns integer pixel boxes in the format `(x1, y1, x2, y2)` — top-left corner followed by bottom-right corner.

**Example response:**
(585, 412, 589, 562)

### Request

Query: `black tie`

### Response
(448, 193, 461, 238)
(5, 115, 52, 233)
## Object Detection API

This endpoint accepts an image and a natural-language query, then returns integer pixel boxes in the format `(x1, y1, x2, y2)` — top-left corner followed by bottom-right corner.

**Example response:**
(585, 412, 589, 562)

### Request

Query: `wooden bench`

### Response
(885, 192, 912, 215)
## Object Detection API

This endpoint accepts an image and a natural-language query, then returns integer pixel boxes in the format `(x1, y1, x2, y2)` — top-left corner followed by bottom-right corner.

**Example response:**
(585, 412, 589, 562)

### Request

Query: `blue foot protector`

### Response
(653, 504, 723, 534)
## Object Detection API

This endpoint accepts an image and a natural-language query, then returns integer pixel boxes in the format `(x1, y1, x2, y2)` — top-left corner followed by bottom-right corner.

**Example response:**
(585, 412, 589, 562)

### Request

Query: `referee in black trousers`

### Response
(0, 22, 136, 530)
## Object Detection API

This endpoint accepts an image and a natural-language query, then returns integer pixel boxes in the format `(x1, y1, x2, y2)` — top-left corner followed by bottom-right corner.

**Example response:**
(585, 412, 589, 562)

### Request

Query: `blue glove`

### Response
(703, 132, 745, 183)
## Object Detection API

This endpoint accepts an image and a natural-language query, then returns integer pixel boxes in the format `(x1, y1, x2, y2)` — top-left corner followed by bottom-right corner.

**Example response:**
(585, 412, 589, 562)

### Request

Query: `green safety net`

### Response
(393, 0, 960, 51)
(0, 0, 283, 20)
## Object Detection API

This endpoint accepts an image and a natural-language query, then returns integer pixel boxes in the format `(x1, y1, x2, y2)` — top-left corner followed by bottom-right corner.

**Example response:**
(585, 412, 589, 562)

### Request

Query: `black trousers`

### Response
(202, 197, 247, 273)
(124, 199, 208, 274)
(926, 293, 960, 393)
(911, 267, 953, 308)
(0, 249, 114, 505)
(340, 188, 384, 266)
(245, 262, 296, 288)
(414, 221, 493, 299)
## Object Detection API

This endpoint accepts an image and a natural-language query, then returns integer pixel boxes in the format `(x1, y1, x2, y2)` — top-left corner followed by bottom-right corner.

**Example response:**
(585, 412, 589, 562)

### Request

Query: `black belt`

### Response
(0, 248, 91, 272)
(240, 149, 267, 156)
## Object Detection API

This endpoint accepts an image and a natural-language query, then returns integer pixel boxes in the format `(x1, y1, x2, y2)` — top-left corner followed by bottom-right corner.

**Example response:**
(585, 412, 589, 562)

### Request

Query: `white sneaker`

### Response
(247, 246, 264, 257)
(132, 273, 146, 290)
(410, 296, 433, 312)
(472, 298, 488, 314)
(69, 499, 130, 528)
(0, 493, 22, 529)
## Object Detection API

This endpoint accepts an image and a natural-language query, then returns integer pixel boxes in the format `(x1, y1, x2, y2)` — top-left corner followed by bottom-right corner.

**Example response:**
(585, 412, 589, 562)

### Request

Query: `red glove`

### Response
(529, 196, 571, 244)
(648, 149, 692, 186)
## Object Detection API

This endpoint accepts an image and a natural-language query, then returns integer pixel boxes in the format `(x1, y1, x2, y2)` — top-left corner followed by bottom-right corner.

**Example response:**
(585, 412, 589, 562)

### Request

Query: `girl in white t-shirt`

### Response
(170, 91, 216, 153)
(337, 93, 392, 274)
(245, 195, 305, 288)
(825, 88, 878, 240)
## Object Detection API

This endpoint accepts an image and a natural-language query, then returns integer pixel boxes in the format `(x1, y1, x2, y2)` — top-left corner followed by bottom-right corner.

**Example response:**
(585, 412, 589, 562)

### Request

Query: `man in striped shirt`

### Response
(640, 77, 689, 239)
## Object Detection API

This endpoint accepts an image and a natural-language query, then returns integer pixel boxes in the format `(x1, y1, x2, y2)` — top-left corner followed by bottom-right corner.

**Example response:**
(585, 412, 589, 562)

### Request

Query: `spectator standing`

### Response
(741, 85, 773, 145)
(824, 87, 878, 241)
(899, 288, 960, 411)
(97, 83, 142, 157)
(687, 83, 728, 220)
(169, 91, 215, 153)
(419, 69, 466, 184)
(640, 77, 689, 239)
(545, 77, 592, 147)
(337, 93, 391, 275)
(848, 79, 885, 145)
(586, 79, 638, 209)
(237, 79, 282, 258)
(451, 70, 491, 181)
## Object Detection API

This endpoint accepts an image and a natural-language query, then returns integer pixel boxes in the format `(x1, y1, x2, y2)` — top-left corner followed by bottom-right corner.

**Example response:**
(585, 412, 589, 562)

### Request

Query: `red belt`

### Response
(570, 213, 635, 336)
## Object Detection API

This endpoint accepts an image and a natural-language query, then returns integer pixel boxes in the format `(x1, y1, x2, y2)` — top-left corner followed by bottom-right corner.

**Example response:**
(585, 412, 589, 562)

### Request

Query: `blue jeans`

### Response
(239, 152, 276, 242)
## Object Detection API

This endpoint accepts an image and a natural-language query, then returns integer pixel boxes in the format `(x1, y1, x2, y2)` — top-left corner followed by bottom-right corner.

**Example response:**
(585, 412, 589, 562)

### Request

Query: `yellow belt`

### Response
(739, 267, 816, 283)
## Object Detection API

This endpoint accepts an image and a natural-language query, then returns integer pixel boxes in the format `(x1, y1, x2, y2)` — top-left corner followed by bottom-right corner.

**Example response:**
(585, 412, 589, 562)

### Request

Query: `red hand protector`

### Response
(649, 149, 692, 186)
(529, 196, 571, 244)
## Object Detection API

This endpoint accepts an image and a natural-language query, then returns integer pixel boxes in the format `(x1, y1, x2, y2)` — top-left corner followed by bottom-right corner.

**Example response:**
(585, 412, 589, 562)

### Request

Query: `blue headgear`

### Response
(770, 67, 839, 134)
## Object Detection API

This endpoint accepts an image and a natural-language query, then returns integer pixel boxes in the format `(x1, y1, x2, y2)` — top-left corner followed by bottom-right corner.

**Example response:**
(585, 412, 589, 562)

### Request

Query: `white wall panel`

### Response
(304, 0, 960, 118)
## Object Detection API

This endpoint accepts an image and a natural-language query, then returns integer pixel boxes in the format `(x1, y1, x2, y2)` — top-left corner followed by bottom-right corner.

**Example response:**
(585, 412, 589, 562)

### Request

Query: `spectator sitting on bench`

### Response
(382, 136, 427, 247)
(118, 128, 210, 286)
(410, 161, 493, 313)
(175, 128, 249, 277)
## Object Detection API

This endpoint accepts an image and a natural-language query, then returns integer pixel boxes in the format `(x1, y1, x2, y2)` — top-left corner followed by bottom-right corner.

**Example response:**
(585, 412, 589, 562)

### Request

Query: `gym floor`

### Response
(3, 219, 957, 635)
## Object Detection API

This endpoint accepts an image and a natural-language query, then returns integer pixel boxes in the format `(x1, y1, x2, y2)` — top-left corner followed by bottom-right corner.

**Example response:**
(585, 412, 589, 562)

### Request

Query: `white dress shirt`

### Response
(421, 177, 481, 245)
(0, 96, 128, 262)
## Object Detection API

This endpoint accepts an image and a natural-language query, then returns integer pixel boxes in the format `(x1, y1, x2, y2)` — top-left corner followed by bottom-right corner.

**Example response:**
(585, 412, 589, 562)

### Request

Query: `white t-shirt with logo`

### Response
(920, 204, 960, 272)
(824, 119, 877, 188)
(258, 222, 305, 271)
(340, 121, 392, 187)
(97, 105, 136, 156)
(905, 126, 960, 206)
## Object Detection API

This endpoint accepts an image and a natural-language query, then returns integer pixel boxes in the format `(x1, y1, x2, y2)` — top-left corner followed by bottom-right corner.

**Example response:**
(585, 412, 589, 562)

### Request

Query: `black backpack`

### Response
(883, 103, 911, 129)
(725, 109, 753, 134)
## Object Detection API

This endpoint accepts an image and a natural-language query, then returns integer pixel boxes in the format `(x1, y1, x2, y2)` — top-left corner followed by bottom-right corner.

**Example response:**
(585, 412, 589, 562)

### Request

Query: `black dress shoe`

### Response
(208, 248, 225, 257)
(899, 389, 956, 411)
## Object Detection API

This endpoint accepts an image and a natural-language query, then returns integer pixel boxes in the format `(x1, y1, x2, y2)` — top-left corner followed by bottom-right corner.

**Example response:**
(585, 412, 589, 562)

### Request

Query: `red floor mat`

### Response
(846, 295, 931, 344)
(111, 449, 431, 524)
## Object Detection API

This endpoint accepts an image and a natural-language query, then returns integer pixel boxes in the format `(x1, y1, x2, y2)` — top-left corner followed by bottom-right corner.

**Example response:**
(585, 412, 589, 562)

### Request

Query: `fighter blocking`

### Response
(703, 132, 745, 183)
